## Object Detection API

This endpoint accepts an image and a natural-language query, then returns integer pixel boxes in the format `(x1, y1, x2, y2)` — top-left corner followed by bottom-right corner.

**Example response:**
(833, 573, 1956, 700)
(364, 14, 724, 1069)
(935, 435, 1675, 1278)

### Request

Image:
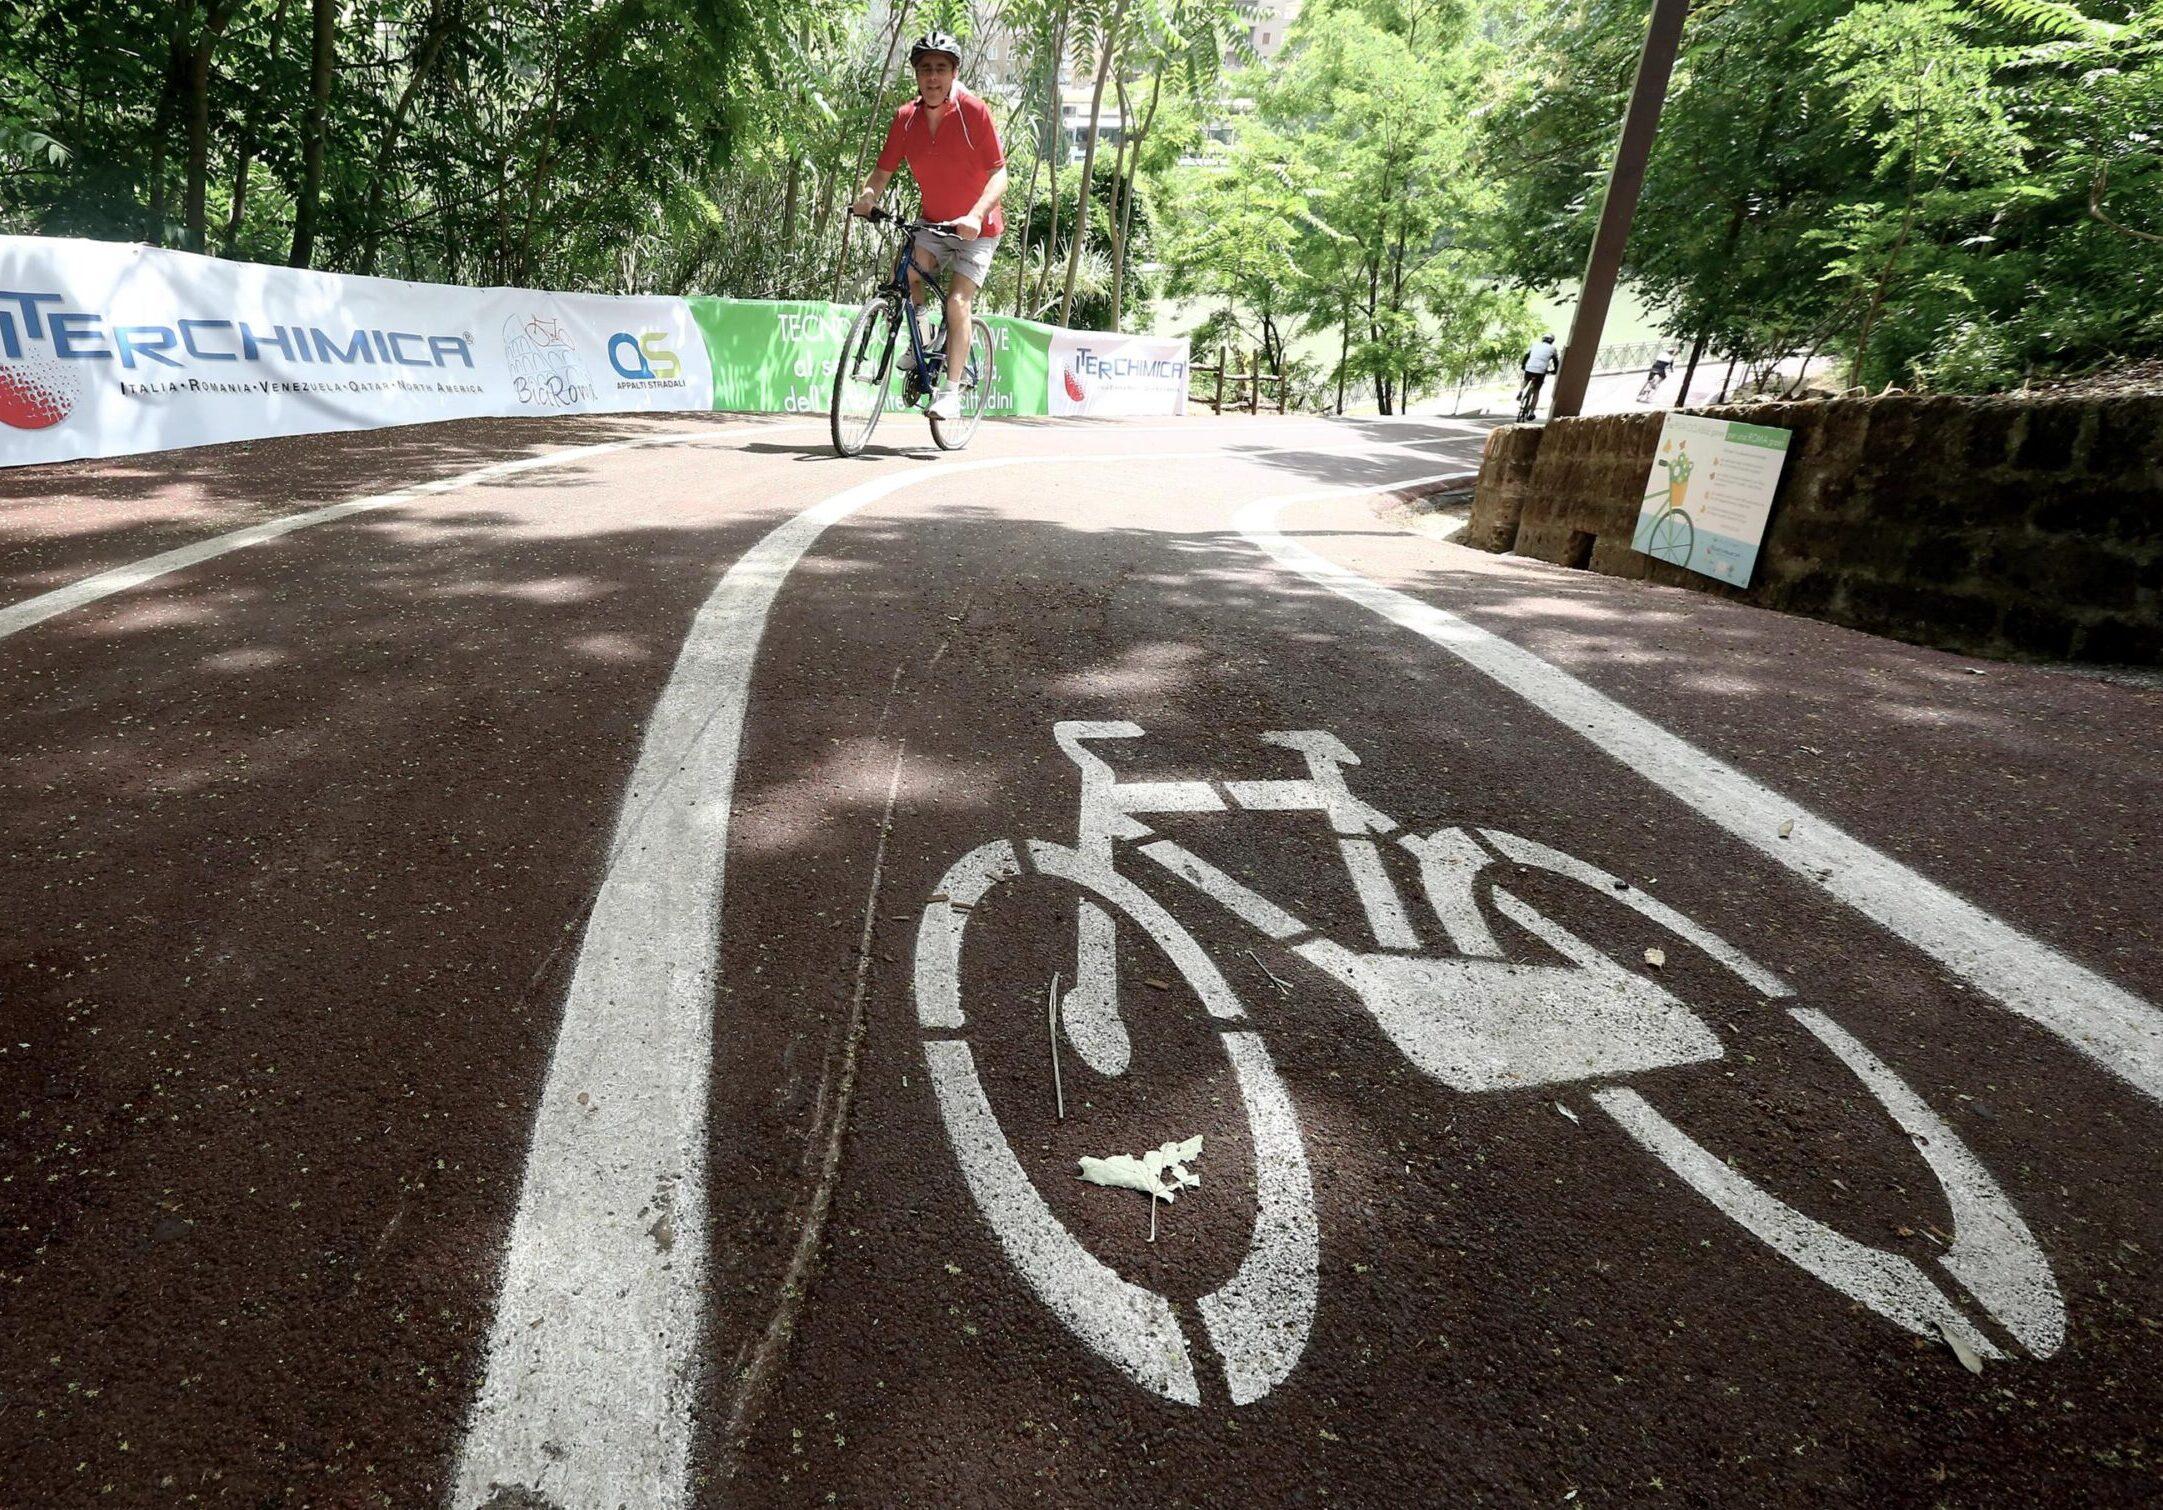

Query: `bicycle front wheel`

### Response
(928, 323, 995, 451)
(1647, 507, 1694, 567)
(831, 297, 899, 457)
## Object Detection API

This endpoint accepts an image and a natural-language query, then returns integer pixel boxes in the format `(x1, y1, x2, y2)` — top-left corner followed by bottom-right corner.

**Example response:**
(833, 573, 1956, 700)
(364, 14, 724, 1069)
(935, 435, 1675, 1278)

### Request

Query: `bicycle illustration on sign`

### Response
(912, 722, 2063, 1406)
(1637, 440, 1697, 567)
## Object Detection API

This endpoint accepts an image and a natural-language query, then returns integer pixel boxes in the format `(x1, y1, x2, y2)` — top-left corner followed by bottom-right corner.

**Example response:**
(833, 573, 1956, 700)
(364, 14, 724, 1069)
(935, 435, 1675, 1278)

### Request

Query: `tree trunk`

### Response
(224, 0, 294, 253)
(515, 74, 565, 284)
(1335, 307, 1349, 414)
(1677, 329, 1709, 406)
(147, 3, 193, 246)
(1109, 65, 1161, 333)
(288, 0, 336, 267)
(1035, 3, 1071, 318)
(359, 2, 457, 273)
(1058, 0, 1127, 328)
(1106, 75, 1133, 331)
(182, 2, 240, 253)
(1012, 139, 1043, 318)
(147, 110, 174, 246)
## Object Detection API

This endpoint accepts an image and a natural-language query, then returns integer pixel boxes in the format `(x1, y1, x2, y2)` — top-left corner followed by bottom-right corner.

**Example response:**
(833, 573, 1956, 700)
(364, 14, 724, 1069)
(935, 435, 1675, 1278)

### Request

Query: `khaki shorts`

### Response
(912, 226, 999, 291)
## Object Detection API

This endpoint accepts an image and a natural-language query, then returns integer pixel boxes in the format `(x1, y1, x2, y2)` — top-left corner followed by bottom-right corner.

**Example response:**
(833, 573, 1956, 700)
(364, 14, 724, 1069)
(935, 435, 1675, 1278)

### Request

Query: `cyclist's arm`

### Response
(956, 167, 1008, 236)
(852, 167, 896, 216)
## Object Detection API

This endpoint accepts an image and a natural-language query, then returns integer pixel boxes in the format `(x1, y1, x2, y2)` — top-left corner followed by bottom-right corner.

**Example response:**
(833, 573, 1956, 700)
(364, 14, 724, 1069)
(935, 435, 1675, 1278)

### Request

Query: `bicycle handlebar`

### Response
(851, 206, 962, 235)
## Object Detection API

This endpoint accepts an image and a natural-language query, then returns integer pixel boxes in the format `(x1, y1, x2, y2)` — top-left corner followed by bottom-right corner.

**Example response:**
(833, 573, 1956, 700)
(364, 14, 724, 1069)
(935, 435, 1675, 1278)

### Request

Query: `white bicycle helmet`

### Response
(909, 30, 963, 67)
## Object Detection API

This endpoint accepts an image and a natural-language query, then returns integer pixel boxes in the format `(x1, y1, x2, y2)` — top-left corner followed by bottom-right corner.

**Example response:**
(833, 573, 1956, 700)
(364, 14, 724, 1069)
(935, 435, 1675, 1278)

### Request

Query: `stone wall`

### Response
(1463, 394, 2163, 664)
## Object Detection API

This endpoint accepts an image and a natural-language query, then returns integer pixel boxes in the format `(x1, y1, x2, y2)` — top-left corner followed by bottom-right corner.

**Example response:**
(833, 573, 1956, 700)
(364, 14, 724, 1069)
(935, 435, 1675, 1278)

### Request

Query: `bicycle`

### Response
(830, 207, 995, 457)
(1514, 371, 1545, 423)
(1637, 449, 1697, 567)
(913, 721, 2063, 1406)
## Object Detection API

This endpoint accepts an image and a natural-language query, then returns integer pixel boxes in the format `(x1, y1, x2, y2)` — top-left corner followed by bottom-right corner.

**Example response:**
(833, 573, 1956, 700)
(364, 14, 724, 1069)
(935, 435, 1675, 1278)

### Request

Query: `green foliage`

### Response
(2, 0, 2154, 395)
(1479, 0, 2163, 392)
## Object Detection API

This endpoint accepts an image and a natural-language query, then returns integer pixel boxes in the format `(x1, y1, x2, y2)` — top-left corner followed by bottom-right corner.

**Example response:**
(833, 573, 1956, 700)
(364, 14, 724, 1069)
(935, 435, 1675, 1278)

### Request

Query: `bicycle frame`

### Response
(1051, 721, 1736, 1090)
(871, 216, 965, 389)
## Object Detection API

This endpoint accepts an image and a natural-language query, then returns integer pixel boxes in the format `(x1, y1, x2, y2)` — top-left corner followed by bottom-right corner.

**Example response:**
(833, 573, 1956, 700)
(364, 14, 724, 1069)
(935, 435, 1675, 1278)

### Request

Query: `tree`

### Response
(1059, 0, 1131, 325)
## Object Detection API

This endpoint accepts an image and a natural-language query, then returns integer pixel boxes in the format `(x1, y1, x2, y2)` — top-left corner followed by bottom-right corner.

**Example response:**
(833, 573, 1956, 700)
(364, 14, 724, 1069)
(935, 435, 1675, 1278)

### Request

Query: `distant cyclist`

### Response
(1517, 334, 1558, 421)
(850, 32, 1008, 422)
(1637, 346, 1677, 404)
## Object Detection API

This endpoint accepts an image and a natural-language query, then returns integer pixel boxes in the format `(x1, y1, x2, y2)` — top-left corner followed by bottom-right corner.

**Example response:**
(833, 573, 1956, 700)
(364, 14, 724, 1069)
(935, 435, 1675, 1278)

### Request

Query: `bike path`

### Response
(5, 414, 2151, 1506)
(0, 415, 1477, 1507)
(709, 447, 2161, 1506)
(0, 425, 928, 1507)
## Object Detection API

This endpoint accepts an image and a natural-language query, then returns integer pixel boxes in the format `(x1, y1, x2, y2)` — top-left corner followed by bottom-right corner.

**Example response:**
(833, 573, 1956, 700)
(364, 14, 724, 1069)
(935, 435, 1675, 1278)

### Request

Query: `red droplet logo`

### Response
(1062, 368, 1087, 403)
(0, 362, 75, 429)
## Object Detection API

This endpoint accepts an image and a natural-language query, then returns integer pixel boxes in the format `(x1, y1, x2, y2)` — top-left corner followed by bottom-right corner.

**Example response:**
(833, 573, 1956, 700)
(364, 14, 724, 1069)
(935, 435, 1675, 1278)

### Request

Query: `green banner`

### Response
(687, 297, 1053, 418)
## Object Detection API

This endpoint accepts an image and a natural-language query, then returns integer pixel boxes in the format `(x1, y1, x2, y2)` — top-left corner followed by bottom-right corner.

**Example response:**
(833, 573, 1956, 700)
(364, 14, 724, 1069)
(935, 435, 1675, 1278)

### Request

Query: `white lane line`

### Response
(1235, 496, 2163, 1103)
(453, 445, 1463, 1509)
(0, 422, 811, 644)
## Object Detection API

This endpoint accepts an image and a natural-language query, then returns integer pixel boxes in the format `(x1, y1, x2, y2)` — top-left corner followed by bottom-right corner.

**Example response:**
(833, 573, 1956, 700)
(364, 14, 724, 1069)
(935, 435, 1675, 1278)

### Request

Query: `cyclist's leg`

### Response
(905, 229, 947, 355)
(941, 235, 998, 389)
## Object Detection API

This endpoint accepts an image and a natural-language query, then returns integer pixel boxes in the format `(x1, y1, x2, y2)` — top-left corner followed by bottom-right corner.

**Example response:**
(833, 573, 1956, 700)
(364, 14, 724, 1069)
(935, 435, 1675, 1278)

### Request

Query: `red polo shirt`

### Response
(876, 87, 1006, 238)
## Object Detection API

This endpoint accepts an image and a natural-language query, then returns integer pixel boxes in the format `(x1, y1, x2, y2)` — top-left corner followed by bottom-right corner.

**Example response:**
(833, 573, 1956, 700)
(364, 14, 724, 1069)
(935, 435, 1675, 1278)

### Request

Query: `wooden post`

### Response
(1247, 349, 1259, 415)
(1214, 347, 1225, 414)
(1275, 365, 1287, 414)
(1549, 0, 1690, 420)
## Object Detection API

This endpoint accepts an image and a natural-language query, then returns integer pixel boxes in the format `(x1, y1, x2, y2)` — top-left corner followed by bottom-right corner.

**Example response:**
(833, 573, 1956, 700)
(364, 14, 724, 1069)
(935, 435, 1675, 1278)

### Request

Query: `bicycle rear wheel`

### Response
(831, 298, 899, 457)
(914, 837, 1317, 1407)
(928, 323, 995, 451)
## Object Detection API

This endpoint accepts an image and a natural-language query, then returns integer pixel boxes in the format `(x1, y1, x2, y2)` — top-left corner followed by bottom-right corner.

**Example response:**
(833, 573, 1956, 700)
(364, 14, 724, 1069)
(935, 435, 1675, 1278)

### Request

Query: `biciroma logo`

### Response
(0, 359, 78, 429)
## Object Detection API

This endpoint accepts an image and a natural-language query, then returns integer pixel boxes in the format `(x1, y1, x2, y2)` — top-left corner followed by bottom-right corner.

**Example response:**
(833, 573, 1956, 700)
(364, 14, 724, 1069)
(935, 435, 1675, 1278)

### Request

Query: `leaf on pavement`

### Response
(1644, 948, 1666, 969)
(1079, 1136, 1204, 1201)
(1938, 1321, 1985, 1375)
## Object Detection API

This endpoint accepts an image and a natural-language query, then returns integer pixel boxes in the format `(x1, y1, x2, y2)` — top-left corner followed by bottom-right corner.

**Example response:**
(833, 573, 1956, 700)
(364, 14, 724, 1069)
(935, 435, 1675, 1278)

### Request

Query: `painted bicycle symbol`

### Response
(913, 722, 2064, 1405)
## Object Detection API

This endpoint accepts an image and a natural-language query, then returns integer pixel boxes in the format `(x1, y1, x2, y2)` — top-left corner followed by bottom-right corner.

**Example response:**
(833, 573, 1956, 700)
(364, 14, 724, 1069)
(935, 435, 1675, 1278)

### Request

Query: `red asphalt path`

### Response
(1, 411, 2156, 1507)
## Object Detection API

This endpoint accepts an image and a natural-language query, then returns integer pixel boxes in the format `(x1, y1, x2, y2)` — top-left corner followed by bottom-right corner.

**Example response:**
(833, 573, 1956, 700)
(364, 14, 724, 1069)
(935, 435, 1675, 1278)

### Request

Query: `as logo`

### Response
(0, 359, 78, 430)
(1062, 368, 1087, 403)
(608, 332, 682, 382)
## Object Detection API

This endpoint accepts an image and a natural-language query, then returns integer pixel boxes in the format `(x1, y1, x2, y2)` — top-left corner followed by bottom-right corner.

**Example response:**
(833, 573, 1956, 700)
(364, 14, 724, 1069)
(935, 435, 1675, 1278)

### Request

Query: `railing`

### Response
(1189, 348, 1289, 415)
(1462, 339, 1674, 390)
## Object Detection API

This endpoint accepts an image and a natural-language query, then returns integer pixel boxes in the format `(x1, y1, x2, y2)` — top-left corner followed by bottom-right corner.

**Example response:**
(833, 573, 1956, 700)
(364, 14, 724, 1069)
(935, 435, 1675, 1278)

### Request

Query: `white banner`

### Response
(0, 237, 711, 468)
(1047, 330, 1190, 418)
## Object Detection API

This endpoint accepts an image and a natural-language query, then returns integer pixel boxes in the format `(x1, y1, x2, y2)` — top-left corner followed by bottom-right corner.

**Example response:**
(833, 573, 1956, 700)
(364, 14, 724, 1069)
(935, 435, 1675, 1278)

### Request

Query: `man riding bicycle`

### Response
(1517, 333, 1558, 421)
(850, 32, 1008, 423)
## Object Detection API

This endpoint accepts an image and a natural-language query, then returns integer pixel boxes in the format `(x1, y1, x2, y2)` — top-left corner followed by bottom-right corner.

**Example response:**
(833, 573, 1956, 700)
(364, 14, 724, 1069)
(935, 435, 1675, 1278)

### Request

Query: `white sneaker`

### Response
(928, 386, 962, 421)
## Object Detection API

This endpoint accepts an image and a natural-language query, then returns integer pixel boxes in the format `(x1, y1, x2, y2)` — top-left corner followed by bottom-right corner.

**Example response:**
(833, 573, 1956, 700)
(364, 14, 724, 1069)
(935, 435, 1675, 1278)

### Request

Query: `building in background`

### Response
(1242, 0, 1301, 60)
